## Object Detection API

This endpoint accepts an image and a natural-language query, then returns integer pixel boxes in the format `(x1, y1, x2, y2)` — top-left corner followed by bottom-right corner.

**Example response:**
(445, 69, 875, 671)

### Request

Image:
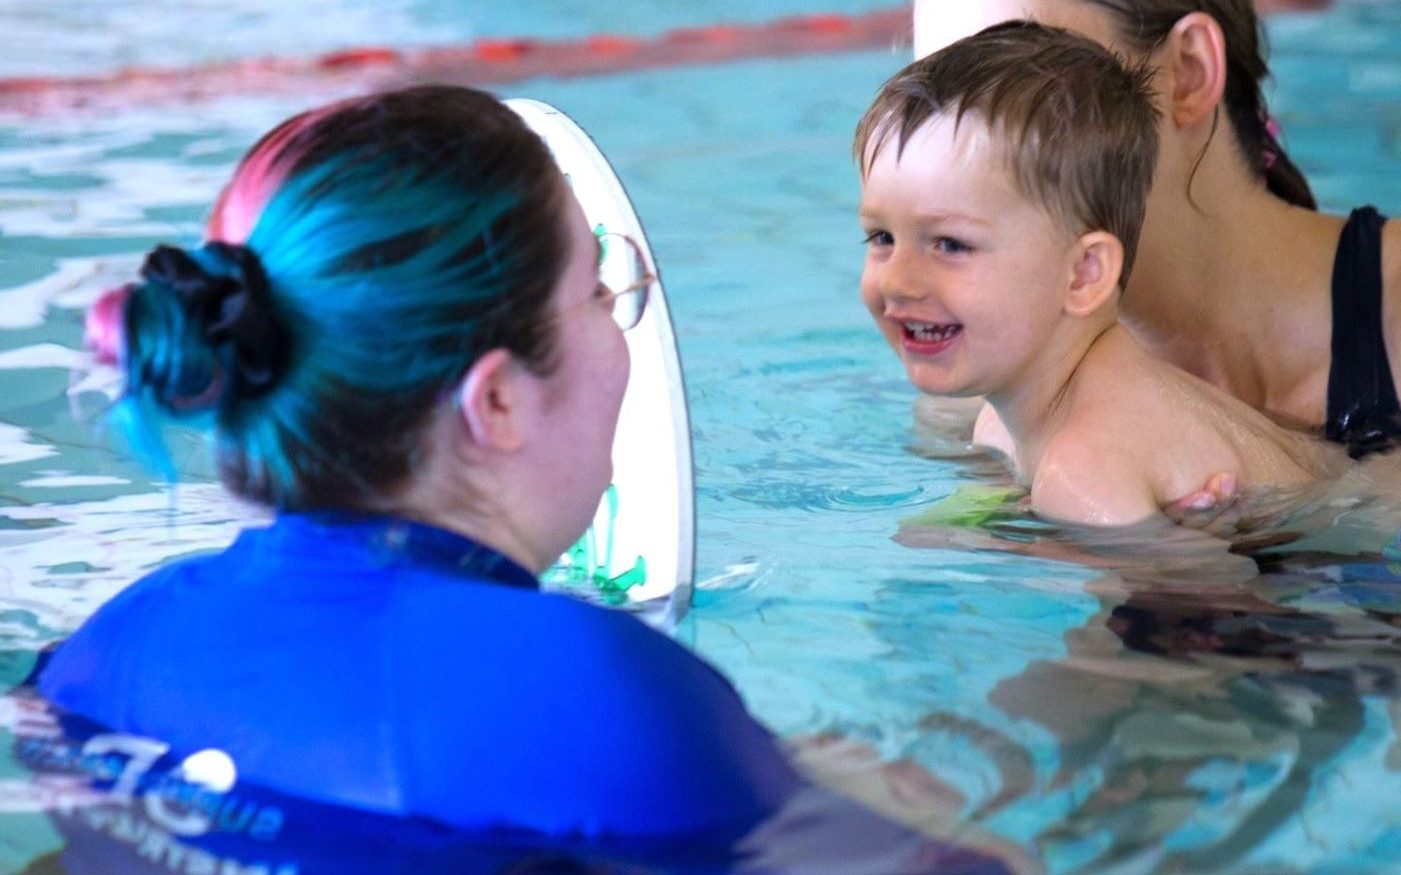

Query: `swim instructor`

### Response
(36, 85, 799, 837)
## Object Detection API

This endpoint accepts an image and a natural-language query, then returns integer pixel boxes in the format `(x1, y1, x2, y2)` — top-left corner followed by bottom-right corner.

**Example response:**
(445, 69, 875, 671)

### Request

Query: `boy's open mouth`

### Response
(902, 320, 962, 352)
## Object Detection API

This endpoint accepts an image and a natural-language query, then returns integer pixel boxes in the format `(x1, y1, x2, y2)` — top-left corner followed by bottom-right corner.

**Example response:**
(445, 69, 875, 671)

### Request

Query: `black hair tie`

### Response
(139, 242, 290, 397)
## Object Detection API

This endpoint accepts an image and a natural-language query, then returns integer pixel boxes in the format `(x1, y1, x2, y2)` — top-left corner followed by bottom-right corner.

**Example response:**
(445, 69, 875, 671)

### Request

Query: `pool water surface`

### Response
(2, 1, 1401, 873)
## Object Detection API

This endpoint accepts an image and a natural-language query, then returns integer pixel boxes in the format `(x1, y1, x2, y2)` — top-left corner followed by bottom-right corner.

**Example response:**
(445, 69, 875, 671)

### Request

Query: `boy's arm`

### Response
(1030, 439, 1161, 527)
(973, 403, 1242, 529)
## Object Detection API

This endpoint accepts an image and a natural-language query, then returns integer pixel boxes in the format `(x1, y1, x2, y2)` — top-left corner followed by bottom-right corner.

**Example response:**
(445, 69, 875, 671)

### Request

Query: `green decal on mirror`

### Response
(553, 484, 646, 605)
(594, 222, 610, 266)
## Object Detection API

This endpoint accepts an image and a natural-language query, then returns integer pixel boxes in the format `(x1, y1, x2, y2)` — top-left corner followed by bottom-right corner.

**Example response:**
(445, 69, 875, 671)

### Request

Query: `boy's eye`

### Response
(933, 237, 971, 254)
(862, 230, 893, 247)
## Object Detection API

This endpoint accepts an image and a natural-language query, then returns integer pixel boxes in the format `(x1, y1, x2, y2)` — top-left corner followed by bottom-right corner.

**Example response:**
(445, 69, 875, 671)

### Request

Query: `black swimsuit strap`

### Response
(1326, 205, 1398, 456)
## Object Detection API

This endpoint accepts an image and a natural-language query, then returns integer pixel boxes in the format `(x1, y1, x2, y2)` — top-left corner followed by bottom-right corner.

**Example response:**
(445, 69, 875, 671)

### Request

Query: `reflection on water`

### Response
(985, 576, 1388, 873)
(881, 399, 1401, 873)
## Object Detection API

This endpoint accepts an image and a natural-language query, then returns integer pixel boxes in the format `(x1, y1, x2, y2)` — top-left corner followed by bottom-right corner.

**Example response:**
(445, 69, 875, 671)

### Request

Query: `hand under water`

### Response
(1162, 472, 1243, 536)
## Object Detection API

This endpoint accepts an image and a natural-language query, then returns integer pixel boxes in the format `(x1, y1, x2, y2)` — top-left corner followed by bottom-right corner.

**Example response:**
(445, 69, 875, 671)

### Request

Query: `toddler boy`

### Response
(855, 21, 1337, 527)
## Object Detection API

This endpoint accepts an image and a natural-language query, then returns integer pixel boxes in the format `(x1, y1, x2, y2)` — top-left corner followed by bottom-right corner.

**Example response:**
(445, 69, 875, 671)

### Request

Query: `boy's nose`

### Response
(877, 249, 929, 302)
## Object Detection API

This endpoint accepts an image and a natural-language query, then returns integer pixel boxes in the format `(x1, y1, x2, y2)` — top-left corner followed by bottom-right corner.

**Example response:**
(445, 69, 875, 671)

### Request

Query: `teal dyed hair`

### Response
(120, 86, 568, 508)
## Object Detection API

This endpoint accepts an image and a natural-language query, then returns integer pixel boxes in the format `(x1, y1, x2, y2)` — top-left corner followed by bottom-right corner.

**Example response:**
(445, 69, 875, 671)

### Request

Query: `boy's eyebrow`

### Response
(858, 208, 993, 227)
(920, 209, 994, 226)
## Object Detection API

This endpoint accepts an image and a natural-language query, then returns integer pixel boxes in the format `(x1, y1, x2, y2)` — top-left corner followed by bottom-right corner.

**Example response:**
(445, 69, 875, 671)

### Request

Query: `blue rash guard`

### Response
(36, 512, 801, 838)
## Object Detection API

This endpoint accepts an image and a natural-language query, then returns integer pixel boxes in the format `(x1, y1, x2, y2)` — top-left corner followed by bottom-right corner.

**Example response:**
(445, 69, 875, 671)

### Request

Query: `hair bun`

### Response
(140, 242, 289, 397)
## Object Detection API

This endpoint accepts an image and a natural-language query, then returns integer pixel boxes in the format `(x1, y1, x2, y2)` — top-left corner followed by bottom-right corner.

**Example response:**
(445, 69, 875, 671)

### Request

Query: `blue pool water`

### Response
(2, 1, 1401, 873)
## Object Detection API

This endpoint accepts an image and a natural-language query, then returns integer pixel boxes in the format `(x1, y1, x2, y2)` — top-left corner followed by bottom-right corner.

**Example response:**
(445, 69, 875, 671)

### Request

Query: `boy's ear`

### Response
(1160, 11, 1228, 129)
(1064, 231, 1123, 318)
(454, 348, 534, 453)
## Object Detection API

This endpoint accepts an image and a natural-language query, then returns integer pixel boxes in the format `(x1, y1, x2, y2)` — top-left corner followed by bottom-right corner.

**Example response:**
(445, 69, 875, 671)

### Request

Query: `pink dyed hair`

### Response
(205, 101, 343, 243)
(87, 100, 345, 363)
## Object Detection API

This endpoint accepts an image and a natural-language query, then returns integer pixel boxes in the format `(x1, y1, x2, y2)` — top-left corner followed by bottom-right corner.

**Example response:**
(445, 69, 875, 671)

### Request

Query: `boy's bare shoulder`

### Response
(1031, 419, 1160, 527)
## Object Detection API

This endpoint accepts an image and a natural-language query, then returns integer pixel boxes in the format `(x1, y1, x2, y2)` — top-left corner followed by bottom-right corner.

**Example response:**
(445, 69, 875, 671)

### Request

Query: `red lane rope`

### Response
(0, 9, 908, 115)
(0, 1, 1332, 116)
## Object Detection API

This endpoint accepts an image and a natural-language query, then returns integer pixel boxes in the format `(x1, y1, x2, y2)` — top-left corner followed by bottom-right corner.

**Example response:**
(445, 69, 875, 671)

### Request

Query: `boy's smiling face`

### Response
(859, 113, 1080, 400)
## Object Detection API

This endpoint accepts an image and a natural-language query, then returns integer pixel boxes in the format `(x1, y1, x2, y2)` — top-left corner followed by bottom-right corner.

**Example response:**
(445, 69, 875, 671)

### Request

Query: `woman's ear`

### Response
(454, 349, 534, 453)
(1159, 11, 1229, 129)
(1065, 231, 1124, 317)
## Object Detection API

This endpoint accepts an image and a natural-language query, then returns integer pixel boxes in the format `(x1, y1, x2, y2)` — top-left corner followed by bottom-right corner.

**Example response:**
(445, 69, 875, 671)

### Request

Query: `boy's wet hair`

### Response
(855, 20, 1159, 286)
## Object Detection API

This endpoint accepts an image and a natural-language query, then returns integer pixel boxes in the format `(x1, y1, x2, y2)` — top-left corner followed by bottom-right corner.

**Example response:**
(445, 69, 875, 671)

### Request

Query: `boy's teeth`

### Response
(905, 321, 961, 342)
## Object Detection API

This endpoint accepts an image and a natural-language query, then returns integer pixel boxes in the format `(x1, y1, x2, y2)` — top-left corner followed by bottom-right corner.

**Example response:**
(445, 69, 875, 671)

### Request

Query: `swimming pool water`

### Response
(0, 0, 898, 78)
(2, 2, 1401, 872)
